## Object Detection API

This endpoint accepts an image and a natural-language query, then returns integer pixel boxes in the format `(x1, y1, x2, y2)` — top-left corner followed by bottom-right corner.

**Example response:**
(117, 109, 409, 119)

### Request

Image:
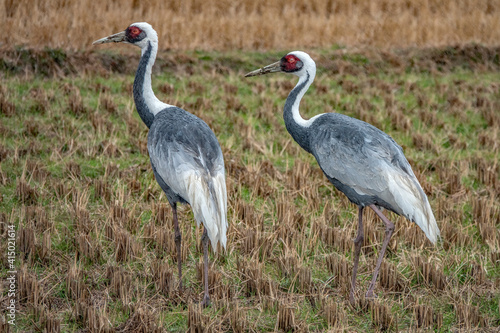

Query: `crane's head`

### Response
(244, 51, 315, 78)
(93, 22, 157, 49)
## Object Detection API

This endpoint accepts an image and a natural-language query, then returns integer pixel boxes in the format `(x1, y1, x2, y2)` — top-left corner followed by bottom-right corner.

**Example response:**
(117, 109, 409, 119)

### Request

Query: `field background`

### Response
(2, 0, 500, 51)
(1, 0, 500, 332)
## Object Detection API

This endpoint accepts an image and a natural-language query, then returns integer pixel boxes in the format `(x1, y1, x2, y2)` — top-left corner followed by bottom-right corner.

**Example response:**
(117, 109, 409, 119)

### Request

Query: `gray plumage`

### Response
(93, 22, 227, 307)
(148, 107, 227, 246)
(245, 51, 439, 304)
(148, 107, 223, 202)
(310, 112, 417, 214)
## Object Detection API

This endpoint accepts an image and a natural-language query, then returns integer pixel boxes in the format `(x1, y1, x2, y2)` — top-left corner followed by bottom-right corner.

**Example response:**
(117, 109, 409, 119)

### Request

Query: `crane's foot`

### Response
(349, 290, 357, 307)
(349, 291, 372, 310)
(200, 293, 211, 308)
(349, 294, 356, 307)
(365, 289, 378, 300)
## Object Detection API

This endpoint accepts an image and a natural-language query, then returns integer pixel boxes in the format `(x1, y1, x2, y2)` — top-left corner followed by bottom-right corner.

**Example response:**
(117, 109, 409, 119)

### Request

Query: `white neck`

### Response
(141, 41, 172, 115)
(291, 68, 322, 128)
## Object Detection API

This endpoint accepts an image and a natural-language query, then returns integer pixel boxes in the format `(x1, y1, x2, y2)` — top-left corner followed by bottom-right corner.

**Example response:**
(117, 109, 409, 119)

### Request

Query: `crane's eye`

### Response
(281, 55, 303, 72)
(128, 26, 142, 39)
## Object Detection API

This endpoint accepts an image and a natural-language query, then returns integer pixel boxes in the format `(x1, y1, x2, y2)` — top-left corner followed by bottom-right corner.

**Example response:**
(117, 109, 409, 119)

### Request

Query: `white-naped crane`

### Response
(245, 51, 439, 305)
(94, 22, 227, 307)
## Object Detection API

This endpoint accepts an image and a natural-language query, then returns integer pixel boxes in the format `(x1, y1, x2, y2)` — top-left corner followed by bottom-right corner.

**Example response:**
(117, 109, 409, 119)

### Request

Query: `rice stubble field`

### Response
(1, 1, 500, 332)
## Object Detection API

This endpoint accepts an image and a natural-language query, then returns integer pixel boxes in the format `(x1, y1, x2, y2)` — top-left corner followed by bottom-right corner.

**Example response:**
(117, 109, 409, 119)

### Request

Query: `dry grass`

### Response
(1, 0, 500, 327)
(1, 46, 499, 331)
(2, 0, 500, 51)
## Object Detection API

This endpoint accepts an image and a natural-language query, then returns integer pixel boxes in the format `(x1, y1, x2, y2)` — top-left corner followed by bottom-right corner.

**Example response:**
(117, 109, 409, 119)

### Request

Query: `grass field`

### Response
(1, 44, 499, 332)
(2, 0, 500, 51)
(1, 1, 500, 332)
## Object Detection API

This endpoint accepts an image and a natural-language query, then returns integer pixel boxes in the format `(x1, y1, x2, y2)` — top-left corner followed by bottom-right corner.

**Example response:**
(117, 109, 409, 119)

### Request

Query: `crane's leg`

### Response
(201, 227, 211, 307)
(171, 202, 183, 291)
(366, 204, 395, 299)
(349, 206, 364, 306)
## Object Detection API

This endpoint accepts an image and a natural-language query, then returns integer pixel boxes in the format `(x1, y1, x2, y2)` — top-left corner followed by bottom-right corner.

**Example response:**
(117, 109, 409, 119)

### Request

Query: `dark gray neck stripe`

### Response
(283, 72, 311, 153)
(133, 41, 155, 129)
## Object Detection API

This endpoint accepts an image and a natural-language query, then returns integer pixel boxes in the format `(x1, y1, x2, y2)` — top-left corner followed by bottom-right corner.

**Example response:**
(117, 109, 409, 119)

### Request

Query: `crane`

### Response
(93, 22, 227, 307)
(245, 51, 440, 305)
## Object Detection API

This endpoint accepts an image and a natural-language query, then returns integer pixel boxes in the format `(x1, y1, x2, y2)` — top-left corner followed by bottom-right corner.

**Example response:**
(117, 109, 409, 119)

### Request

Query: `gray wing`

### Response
(309, 114, 416, 211)
(148, 108, 228, 249)
(147, 109, 225, 204)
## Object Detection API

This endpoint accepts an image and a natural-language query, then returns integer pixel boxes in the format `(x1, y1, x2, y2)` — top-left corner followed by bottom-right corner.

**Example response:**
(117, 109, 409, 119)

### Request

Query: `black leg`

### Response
(350, 206, 364, 306)
(366, 204, 395, 299)
(171, 202, 183, 291)
(201, 227, 211, 307)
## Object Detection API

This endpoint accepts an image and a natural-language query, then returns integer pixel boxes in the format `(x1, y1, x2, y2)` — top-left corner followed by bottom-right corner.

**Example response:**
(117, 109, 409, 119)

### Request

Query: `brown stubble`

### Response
(3, 0, 500, 51)
(2, 36, 500, 331)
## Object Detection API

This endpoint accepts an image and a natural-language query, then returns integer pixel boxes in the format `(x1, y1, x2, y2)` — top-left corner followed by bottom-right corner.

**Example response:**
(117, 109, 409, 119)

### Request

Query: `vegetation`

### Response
(0, 45, 499, 332)
(1, 0, 499, 331)
(2, 0, 500, 51)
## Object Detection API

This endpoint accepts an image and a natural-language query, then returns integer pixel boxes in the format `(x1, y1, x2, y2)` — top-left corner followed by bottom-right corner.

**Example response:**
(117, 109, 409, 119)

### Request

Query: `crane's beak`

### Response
(244, 61, 281, 77)
(92, 31, 127, 45)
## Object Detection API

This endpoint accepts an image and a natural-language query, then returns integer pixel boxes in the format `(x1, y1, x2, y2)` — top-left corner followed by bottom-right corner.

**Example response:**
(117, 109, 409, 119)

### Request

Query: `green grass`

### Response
(1, 47, 499, 332)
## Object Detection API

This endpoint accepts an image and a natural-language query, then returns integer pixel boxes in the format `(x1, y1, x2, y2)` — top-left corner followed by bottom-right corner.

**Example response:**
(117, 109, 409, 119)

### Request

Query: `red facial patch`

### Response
(128, 26, 142, 39)
(282, 54, 302, 72)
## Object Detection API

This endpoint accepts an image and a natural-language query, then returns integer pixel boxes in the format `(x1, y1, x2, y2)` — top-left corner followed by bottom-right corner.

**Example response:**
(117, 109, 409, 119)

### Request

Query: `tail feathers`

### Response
(186, 172, 228, 252)
(418, 199, 440, 244)
(391, 174, 440, 244)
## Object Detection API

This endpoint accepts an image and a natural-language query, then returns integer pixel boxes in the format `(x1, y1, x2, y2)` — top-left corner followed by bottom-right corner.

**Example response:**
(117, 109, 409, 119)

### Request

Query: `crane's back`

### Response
(148, 107, 224, 176)
(308, 113, 439, 243)
(147, 106, 228, 250)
